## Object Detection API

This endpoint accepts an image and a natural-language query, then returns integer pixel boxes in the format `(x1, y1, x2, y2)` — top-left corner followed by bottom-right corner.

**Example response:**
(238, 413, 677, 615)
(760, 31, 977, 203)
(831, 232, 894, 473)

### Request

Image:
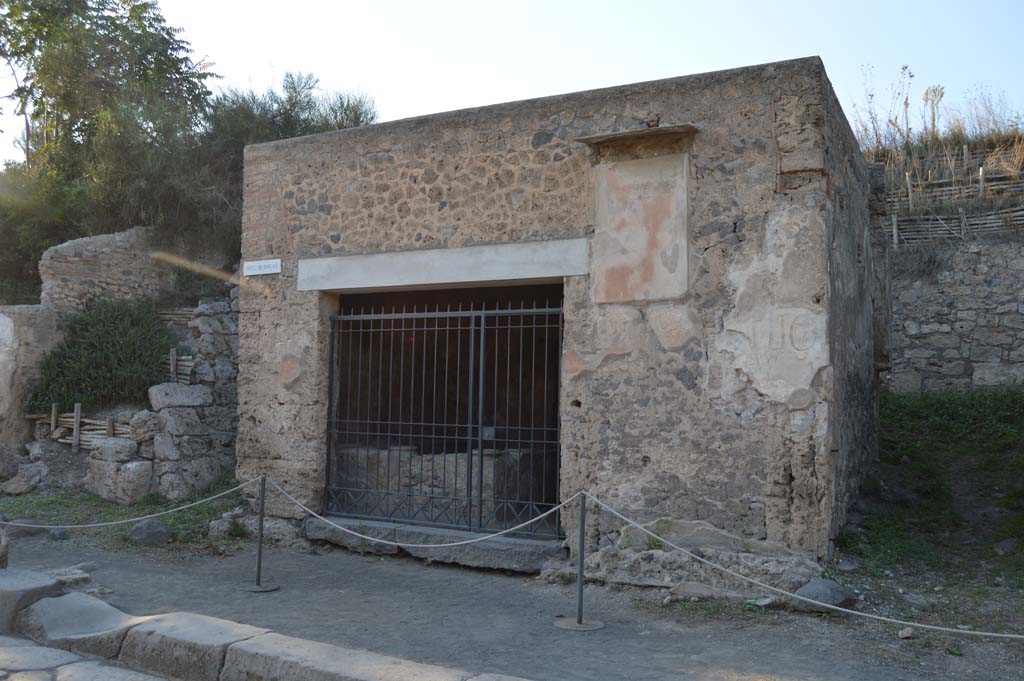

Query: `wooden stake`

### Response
(50, 403, 58, 432)
(891, 213, 899, 251)
(105, 416, 114, 437)
(72, 403, 82, 453)
(169, 348, 177, 382)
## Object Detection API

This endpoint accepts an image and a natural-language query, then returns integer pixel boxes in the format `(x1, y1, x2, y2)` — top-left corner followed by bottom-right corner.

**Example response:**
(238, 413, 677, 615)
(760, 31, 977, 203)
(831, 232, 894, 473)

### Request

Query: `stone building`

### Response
(237, 57, 886, 570)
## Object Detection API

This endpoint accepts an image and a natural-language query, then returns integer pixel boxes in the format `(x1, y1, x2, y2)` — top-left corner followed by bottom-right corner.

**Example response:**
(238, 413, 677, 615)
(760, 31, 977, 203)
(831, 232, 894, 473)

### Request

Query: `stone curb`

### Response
(4, 568, 537, 681)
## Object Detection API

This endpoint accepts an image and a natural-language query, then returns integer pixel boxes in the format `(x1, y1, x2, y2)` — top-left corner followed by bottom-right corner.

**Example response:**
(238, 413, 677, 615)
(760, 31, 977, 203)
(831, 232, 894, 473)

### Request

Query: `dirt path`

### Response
(9, 538, 1022, 681)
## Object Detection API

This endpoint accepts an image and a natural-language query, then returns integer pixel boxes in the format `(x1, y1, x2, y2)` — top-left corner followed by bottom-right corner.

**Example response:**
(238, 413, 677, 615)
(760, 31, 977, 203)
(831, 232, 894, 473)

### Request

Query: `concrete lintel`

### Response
(296, 238, 588, 293)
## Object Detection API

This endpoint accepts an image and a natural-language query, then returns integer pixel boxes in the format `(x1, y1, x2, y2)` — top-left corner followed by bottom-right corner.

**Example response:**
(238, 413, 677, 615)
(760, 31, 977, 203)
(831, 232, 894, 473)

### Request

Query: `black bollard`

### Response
(243, 476, 279, 593)
(554, 493, 603, 631)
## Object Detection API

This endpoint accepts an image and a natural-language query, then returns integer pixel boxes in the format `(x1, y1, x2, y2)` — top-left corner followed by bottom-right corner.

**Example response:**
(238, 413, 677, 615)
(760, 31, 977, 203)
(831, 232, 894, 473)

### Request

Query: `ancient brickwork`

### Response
(887, 239, 1024, 391)
(38, 228, 178, 314)
(239, 57, 877, 561)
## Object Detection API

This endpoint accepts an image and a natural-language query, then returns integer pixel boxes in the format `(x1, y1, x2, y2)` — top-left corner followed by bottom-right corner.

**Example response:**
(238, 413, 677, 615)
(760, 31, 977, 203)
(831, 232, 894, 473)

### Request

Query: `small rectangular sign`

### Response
(243, 259, 282, 276)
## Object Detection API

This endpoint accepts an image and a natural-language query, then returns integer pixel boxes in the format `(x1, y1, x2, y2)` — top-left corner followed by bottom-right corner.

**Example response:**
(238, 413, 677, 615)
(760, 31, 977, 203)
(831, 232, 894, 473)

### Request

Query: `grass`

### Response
(0, 478, 243, 550)
(838, 386, 1024, 585)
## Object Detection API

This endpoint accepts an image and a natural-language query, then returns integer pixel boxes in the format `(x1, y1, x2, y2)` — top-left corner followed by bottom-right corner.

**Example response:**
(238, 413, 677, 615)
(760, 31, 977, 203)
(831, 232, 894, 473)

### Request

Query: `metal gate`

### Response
(325, 300, 563, 538)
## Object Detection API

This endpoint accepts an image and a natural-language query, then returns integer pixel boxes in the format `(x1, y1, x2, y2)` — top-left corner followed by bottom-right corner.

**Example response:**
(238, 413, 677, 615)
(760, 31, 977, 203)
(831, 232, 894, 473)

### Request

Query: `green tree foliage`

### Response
(28, 299, 177, 411)
(192, 72, 377, 254)
(0, 2, 377, 300)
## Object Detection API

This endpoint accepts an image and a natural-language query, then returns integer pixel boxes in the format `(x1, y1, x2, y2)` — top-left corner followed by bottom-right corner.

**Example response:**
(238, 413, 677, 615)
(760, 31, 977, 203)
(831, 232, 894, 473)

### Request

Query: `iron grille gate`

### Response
(326, 302, 563, 538)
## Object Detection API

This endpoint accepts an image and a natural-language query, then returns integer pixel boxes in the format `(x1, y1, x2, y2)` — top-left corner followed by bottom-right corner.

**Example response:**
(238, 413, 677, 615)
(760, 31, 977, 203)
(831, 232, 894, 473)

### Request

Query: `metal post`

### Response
(256, 476, 266, 586)
(554, 493, 603, 631)
(577, 493, 586, 625)
(243, 476, 279, 593)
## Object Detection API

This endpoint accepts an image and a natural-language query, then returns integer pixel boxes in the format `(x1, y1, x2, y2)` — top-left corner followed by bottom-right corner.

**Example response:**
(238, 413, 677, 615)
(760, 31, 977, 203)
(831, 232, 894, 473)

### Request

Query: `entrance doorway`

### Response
(326, 284, 564, 537)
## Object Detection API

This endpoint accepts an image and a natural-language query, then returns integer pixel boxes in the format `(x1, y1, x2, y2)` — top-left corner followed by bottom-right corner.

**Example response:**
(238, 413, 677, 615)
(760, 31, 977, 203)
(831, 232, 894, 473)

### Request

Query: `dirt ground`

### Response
(9, 536, 1023, 681)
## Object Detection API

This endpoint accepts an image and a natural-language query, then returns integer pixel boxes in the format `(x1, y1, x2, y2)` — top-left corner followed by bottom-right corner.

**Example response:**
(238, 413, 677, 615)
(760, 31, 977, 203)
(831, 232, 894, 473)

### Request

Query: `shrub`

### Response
(28, 299, 177, 412)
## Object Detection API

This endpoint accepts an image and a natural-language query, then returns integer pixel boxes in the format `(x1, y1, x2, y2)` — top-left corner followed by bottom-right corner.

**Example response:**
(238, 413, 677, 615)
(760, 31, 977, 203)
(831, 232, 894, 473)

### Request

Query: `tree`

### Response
(0, 2, 377, 301)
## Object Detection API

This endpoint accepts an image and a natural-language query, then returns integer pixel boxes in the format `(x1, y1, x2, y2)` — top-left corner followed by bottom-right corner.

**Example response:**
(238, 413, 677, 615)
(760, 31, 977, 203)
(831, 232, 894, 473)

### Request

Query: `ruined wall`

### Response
(820, 86, 883, 554)
(239, 57, 872, 559)
(0, 306, 60, 468)
(887, 239, 1024, 391)
(38, 227, 176, 315)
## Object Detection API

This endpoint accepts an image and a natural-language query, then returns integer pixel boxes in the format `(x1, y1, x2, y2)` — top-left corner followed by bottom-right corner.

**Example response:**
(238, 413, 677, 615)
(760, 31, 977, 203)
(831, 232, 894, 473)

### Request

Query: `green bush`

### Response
(28, 299, 176, 412)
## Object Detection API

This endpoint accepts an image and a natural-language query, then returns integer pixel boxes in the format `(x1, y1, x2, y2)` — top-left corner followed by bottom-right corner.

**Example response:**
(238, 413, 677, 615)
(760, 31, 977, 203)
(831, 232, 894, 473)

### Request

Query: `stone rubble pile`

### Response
(1, 291, 239, 503)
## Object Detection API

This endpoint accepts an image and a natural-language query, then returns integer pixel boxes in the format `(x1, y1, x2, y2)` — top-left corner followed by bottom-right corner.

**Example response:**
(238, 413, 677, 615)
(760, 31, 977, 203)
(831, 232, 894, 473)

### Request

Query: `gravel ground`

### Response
(8, 537, 1023, 681)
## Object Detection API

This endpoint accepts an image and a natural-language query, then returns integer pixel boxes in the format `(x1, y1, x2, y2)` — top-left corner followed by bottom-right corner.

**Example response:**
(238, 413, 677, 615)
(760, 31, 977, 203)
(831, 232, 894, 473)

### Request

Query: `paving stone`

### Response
(0, 570, 62, 633)
(8, 671, 53, 681)
(118, 612, 267, 681)
(15, 593, 149, 659)
(54, 661, 164, 681)
(0, 645, 80, 671)
(220, 632, 467, 681)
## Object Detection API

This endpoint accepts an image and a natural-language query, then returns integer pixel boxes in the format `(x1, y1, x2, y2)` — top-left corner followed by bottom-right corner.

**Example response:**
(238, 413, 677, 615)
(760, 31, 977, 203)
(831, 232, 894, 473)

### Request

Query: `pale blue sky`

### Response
(1, 0, 1022, 161)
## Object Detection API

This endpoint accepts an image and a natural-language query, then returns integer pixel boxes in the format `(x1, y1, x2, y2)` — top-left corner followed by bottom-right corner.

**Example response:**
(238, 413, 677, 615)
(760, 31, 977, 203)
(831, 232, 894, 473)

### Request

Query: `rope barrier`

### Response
(0, 478, 260, 530)
(269, 480, 580, 548)
(584, 493, 1024, 641)
(3, 473, 1020, 642)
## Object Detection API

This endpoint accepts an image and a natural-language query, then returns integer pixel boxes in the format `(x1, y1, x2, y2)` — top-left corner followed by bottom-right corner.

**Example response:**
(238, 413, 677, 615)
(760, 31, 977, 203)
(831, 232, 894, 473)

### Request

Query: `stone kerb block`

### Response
(0, 568, 62, 633)
(15, 592, 151, 658)
(118, 612, 268, 681)
(220, 632, 470, 681)
(148, 383, 213, 411)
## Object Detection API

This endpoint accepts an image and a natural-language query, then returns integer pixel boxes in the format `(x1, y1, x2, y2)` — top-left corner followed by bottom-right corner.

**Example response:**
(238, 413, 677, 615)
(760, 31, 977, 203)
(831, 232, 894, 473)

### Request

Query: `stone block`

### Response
(158, 474, 188, 501)
(118, 612, 268, 681)
(128, 411, 161, 443)
(973, 363, 1024, 387)
(54, 660, 165, 681)
(394, 525, 565, 573)
(148, 383, 213, 411)
(0, 463, 48, 496)
(90, 437, 138, 463)
(0, 569, 62, 633)
(220, 632, 469, 681)
(15, 592, 149, 658)
(303, 517, 399, 555)
(84, 459, 153, 504)
(152, 433, 179, 461)
(158, 408, 203, 436)
(0, 643, 80, 671)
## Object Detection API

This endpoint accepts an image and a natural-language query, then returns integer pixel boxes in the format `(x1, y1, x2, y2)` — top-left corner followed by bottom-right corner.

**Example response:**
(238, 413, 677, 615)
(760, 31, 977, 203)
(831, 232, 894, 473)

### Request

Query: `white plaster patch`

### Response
(720, 305, 828, 402)
(591, 154, 688, 303)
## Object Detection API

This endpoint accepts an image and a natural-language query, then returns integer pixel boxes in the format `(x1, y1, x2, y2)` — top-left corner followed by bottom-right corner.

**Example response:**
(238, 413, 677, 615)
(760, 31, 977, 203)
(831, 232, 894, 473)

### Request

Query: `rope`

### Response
(0, 478, 260, 530)
(585, 493, 1024, 641)
(269, 480, 579, 549)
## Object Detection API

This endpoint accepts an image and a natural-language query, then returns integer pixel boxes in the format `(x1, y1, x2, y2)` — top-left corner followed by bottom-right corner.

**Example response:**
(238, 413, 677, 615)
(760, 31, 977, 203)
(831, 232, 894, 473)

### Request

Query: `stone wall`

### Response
(6, 292, 243, 504)
(87, 291, 240, 502)
(0, 306, 60, 470)
(238, 57, 877, 561)
(887, 238, 1024, 391)
(38, 227, 179, 315)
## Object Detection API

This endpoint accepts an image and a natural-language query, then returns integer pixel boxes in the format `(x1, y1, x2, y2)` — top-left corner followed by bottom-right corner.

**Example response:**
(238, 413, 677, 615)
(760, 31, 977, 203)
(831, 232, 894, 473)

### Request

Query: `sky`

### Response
(1, 0, 1023, 161)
